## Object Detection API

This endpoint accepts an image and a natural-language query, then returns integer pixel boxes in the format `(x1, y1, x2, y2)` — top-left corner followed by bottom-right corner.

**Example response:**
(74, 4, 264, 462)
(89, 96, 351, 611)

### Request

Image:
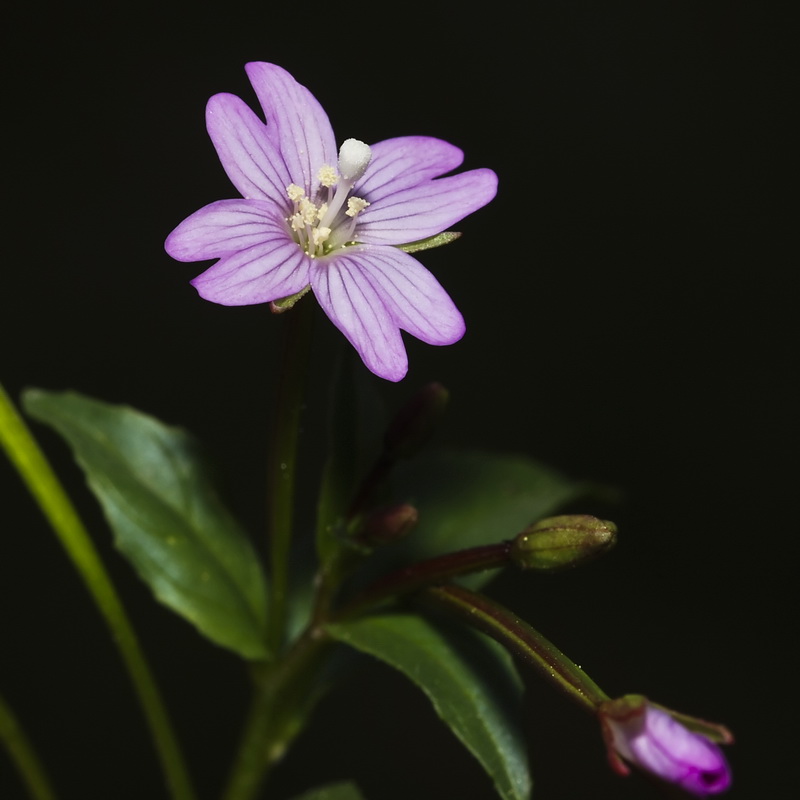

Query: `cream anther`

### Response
(317, 165, 338, 187)
(338, 139, 372, 181)
(286, 184, 305, 202)
(299, 198, 318, 225)
(346, 197, 370, 217)
(312, 227, 332, 247)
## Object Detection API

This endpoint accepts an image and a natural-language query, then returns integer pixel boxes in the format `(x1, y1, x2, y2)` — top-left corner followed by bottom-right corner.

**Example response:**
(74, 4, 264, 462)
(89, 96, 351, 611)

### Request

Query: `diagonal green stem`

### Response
(266, 301, 314, 653)
(0, 383, 197, 800)
(339, 542, 513, 619)
(423, 583, 610, 712)
(0, 691, 58, 800)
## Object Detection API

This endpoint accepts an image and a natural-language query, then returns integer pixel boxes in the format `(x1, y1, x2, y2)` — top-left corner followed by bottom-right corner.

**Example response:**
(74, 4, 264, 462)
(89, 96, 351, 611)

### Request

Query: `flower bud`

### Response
(510, 515, 617, 571)
(599, 695, 732, 796)
(355, 503, 419, 547)
(383, 382, 449, 460)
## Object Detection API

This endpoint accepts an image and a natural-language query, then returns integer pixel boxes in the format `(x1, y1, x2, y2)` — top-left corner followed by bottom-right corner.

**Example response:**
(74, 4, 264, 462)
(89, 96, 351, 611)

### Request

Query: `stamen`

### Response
(312, 227, 332, 248)
(346, 197, 370, 217)
(286, 184, 305, 202)
(286, 141, 372, 257)
(317, 165, 338, 188)
(299, 198, 318, 225)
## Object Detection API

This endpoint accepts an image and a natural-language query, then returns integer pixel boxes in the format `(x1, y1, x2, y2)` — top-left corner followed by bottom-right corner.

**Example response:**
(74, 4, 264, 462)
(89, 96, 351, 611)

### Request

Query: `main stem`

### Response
(221, 633, 330, 800)
(0, 383, 196, 800)
(266, 301, 314, 654)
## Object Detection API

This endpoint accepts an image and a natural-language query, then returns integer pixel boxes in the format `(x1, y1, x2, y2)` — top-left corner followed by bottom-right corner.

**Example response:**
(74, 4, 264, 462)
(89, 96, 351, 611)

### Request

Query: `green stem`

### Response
(423, 583, 610, 712)
(0, 691, 58, 800)
(340, 542, 513, 618)
(266, 301, 314, 654)
(0, 383, 196, 800)
(221, 633, 331, 800)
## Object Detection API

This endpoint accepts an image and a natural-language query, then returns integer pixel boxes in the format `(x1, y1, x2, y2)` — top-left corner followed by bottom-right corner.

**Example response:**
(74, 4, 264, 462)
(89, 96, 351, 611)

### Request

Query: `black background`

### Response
(1, 2, 792, 799)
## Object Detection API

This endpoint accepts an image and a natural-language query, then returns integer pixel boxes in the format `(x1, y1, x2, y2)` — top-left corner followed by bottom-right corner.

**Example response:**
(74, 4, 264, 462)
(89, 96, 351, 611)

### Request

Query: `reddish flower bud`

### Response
(599, 695, 732, 796)
(355, 503, 419, 547)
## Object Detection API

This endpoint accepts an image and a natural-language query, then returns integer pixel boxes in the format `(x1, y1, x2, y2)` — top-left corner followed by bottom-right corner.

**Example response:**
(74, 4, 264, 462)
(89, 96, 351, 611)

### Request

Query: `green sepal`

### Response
(23, 389, 271, 661)
(395, 231, 461, 253)
(290, 782, 366, 800)
(328, 613, 531, 800)
(271, 284, 312, 313)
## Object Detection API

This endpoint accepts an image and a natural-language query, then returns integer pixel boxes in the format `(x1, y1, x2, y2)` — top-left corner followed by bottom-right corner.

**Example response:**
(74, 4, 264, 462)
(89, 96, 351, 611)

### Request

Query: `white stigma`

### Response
(338, 138, 372, 181)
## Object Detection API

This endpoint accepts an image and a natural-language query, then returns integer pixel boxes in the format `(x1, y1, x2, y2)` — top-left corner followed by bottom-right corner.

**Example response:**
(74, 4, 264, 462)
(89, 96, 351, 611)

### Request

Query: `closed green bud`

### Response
(510, 515, 617, 571)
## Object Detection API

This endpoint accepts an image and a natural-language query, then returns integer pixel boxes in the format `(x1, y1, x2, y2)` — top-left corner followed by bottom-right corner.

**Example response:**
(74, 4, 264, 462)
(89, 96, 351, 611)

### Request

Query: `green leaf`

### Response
(371, 448, 590, 589)
(290, 782, 365, 800)
(395, 231, 461, 253)
(23, 389, 270, 661)
(328, 614, 530, 800)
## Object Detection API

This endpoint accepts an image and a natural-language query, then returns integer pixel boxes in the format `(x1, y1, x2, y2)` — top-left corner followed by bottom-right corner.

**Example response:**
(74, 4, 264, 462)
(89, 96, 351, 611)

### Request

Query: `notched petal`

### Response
(357, 168, 498, 245)
(165, 199, 278, 261)
(311, 258, 408, 382)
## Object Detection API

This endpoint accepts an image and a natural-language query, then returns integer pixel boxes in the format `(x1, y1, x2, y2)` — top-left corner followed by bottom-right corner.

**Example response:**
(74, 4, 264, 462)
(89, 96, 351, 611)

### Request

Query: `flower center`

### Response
(285, 138, 372, 258)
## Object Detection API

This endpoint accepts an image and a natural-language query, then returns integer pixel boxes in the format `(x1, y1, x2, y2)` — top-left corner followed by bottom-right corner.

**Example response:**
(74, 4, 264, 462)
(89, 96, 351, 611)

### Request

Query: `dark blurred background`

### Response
(1, 2, 791, 799)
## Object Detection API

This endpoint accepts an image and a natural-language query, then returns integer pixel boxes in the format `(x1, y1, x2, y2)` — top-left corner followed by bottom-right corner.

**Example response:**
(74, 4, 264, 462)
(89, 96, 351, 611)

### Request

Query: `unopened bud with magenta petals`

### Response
(599, 695, 732, 796)
(510, 515, 617, 571)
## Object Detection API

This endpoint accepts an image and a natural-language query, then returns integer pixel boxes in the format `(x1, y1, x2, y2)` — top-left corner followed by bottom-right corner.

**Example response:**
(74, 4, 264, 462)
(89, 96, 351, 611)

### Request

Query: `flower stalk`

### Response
(343, 542, 513, 617)
(266, 299, 314, 653)
(0, 383, 197, 800)
(423, 583, 610, 712)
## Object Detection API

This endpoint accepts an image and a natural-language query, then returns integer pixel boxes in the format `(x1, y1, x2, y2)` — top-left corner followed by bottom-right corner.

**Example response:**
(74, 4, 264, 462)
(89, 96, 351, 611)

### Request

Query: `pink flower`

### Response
(165, 63, 497, 381)
(600, 696, 732, 796)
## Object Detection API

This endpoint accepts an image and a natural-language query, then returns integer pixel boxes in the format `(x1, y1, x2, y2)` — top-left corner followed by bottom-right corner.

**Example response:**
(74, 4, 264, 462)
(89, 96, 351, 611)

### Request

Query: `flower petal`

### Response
(206, 93, 293, 206)
(636, 708, 731, 796)
(334, 246, 465, 345)
(165, 199, 281, 261)
(354, 136, 465, 199)
(310, 257, 408, 382)
(244, 62, 338, 195)
(188, 210, 311, 306)
(356, 168, 498, 245)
